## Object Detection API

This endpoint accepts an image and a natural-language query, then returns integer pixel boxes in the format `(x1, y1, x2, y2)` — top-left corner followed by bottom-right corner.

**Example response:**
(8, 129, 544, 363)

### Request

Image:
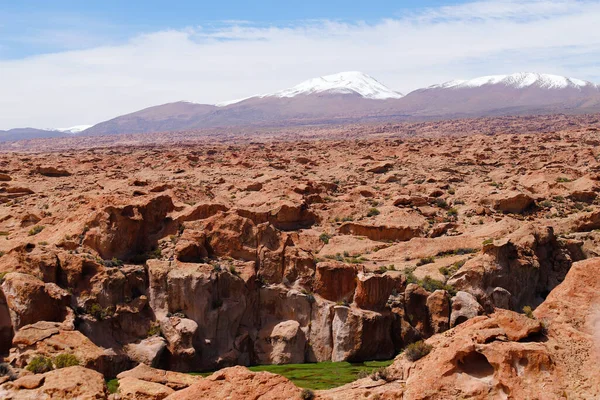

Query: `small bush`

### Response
(87, 303, 114, 320)
(439, 260, 466, 277)
(28, 225, 44, 236)
(523, 305, 534, 319)
(0, 272, 7, 283)
(482, 238, 494, 246)
(556, 177, 572, 183)
(539, 200, 552, 208)
(26, 356, 54, 373)
(319, 233, 331, 244)
(147, 323, 161, 337)
(435, 198, 448, 209)
(370, 367, 391, 381)
(300, 388, 315, 400)
(102, 258, 123, 268)
(447, 208, 458, 216)
(357, 370, 370, 379)
(416, 256, 435, 266)
(0, 362, 16, 380)
(54, 353, 80, 369)
(403, 267, 418, 284)
(228, 265, 240, 276)
(367, 208, 380, 217)
(404, 340, 432, 362)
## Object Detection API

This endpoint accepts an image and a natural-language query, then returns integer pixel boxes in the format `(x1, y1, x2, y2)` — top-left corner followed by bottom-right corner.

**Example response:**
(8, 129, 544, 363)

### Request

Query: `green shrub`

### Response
(404, 341, 432, 362)
(420, 276, 456, 295)
(300, 388, 315, 400)
(54, 353, 80, 369)
(416, 256, 435, 266)
(319, 233, 331, 244)
(435, 198, 448, 209)
(147, 323, 161, 337)
(0, 272, 7, 283)
(403, 267, 418, 284)
(447, 208, 458, 216)
(482, 238, 494, 246)
(367, 208, 380, 217)
(26, 356, 54, 373)
(102, 258, 123, 267)
(28, 225, 44, 236)
(556, 177, 572, 183)
(370, 366, 390, 381)
(523, 305, 534, 319)
(106, 379, 119, 394)
(439, 260, 466, 277)
(0, 362, 16, 380)
(87, 303, 114, 320)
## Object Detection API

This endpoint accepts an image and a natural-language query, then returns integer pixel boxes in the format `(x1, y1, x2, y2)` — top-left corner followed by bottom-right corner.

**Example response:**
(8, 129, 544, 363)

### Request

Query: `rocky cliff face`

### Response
(1, 128, 600, 398)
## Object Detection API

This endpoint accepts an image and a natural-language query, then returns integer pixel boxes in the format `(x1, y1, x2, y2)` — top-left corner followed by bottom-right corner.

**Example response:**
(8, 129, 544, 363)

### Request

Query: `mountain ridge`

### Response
(6, 71, 600, 140)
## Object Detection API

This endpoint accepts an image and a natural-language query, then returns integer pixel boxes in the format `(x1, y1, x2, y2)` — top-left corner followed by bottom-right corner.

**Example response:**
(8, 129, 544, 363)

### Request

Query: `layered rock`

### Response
(83, 195, 176, 260)
(0, 366, 107, 399)
(448, 224, 582, 311)
(165, 366, 302, 400)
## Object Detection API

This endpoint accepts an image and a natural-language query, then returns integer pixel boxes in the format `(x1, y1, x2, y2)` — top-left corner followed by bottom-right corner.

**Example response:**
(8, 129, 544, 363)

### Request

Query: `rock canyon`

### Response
(1, 116, 600, 398)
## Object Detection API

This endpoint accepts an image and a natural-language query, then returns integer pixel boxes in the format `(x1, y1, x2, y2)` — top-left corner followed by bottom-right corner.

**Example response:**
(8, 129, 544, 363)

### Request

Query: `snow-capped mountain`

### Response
(67, 71, 600, 137)
(430, 72, 597, 90)
(399, 72, 600, 117)
(264, 71, 403, 100)
(54, 125, 94, 134)
(217, 71, 402, 106)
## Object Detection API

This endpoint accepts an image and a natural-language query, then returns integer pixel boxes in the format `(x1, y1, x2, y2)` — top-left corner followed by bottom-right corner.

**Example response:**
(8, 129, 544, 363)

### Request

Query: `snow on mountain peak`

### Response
(269, 71, 404, 100)
(430, 73, 596, 90)
(216, 71, 402, 106)
(53, 125, 93, 134)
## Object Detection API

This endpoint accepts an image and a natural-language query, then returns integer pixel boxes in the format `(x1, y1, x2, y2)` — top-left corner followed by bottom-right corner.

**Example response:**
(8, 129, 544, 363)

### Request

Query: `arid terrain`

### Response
(1, 114, 600, 399)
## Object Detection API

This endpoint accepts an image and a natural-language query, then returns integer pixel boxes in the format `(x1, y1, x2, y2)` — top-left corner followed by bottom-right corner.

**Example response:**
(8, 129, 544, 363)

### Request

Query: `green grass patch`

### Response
(186, 360, 393, 391)
(247, 361, 393, 390)
(106, 379, 119, 394)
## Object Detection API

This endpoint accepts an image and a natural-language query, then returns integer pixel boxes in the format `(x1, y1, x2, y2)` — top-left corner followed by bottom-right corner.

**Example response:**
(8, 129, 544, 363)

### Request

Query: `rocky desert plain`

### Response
(1, 113, 600, 399)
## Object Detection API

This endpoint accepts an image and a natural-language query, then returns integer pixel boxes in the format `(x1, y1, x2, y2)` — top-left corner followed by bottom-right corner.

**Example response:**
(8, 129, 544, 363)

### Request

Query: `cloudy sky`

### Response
(1, 0, 600, 130)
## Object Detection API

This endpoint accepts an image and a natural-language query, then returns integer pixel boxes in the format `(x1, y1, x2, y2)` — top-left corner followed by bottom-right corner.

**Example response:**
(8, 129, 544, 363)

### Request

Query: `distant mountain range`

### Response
(5, 72, 600, 141)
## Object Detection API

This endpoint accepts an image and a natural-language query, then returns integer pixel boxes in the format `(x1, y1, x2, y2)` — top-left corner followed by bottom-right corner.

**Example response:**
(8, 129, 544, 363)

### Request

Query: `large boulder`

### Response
(426, 290, 450, 334)
(117, 364, 199, 390)
(338, 222, 422, 242)
(0, 366, 107, 399)
(353, 272, 405, 310)
(489, 191, 534, 214)
(123, 336, 168, 368)
(307, 296, 335, 362)
(148, 260, 251, 370)
(448, 224, 581, 311)
(1, 273, 69, 330)
(164, 366, 302, 400)
(118, 377, 174, 400)
(83, 195, 175, 260)
(449, 291, 484, 327)
(331, 306, 394, 362)
(404, 283, 432, 338)
(8, 321, 130, 378)
(313, 262, 357, 302)
(255, 320, 306, 365)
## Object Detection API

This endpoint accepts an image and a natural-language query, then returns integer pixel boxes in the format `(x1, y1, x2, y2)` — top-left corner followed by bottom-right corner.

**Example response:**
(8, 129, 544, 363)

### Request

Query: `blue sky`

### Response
(0, 0, 464, 59)
(1, 0, 600, 129)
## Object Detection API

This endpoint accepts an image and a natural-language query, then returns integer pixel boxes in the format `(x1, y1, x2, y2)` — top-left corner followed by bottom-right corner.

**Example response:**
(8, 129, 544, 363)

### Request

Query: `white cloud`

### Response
(1, 0, 600, 129)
